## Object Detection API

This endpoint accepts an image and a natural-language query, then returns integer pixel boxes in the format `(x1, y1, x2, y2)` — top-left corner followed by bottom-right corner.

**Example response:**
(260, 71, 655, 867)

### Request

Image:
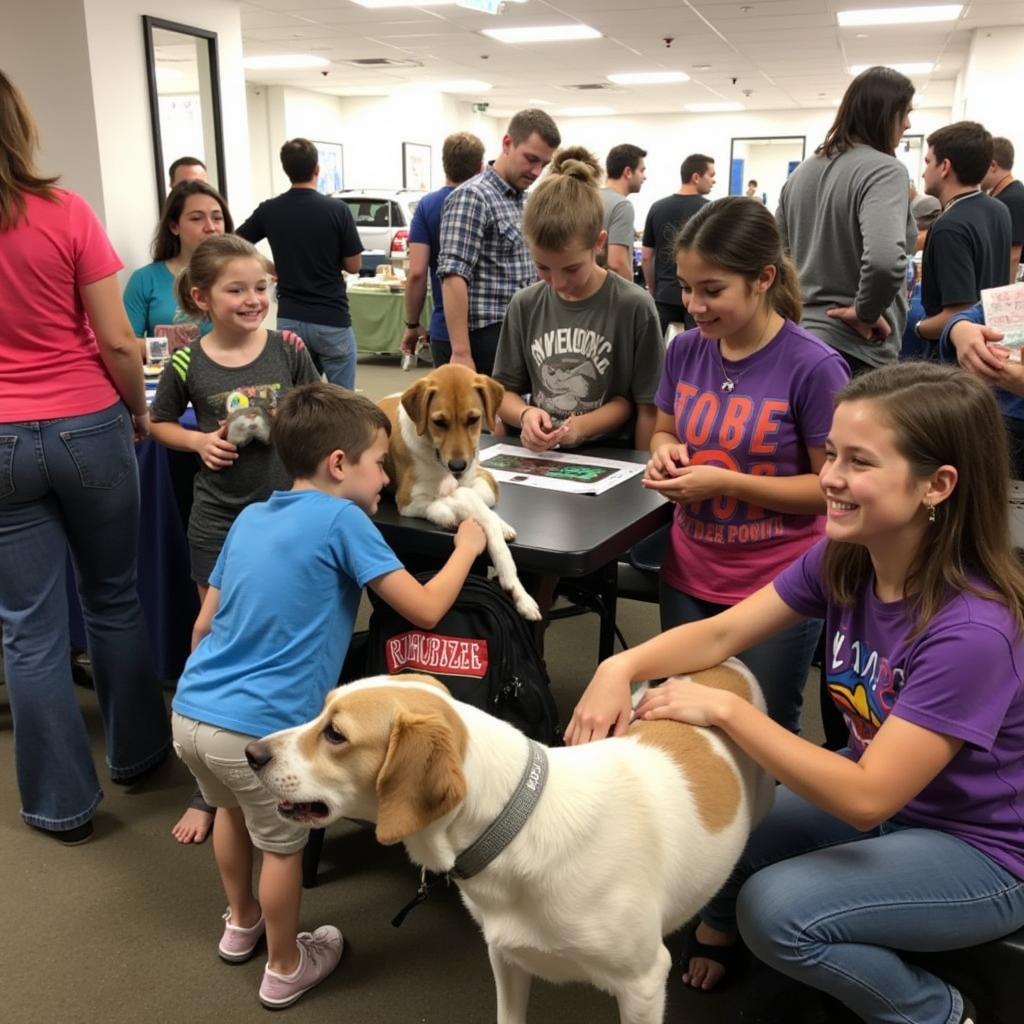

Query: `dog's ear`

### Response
(474, 374, 504, 432)
(375, 710, 466, 845)
(401, 378, 437, 436)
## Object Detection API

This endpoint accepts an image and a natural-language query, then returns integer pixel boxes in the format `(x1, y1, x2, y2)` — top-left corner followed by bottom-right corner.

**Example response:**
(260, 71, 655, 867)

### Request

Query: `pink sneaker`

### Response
(258, 926, 344, 1009)
(218, 908, 265, 963)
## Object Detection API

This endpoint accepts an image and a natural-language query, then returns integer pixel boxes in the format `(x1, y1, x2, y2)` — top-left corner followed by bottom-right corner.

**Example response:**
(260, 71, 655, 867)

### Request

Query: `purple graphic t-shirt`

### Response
(654, 321, 849, 603)
(776, 540, 1024, 880)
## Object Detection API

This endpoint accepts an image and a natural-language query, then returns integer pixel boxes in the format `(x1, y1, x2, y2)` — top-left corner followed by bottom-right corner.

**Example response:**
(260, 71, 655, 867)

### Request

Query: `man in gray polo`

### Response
(600, 144, 646, 280)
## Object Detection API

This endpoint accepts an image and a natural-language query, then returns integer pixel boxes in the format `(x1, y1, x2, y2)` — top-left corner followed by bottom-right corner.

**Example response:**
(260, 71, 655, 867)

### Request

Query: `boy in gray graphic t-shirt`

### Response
(493, 269, 663, 448)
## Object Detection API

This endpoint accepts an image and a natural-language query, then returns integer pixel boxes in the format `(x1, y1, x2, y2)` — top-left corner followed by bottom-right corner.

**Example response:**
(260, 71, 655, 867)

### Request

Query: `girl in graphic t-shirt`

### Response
(492, 146, 664, 452)
(644, 196, 850, 734)
(568, 363, 1024, 1024)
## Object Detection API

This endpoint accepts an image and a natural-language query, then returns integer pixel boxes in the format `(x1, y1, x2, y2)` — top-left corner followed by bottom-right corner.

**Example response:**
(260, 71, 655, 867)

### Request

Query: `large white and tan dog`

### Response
(378, 364, 540, 621)
(247, 665, 774, 1024)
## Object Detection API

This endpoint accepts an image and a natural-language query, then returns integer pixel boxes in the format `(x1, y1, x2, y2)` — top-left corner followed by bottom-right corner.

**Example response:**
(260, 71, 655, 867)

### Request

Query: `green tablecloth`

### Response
(349, 287, 433, 355)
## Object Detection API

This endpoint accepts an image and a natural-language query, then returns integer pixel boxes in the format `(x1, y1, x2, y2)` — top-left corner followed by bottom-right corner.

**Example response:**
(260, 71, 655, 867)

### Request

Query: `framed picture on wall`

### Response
(402, 142, 431, 191)
(312, 141, 344, 194)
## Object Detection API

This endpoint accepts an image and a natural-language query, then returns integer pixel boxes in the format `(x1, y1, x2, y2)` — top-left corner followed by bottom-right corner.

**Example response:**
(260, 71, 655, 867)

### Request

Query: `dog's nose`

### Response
(448, 458, 467, 475)
(245, 741, 273, 771)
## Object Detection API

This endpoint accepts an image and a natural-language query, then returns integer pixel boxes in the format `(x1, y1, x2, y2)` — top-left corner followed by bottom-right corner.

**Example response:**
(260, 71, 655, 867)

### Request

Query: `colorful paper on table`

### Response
(981, 283, 1024, 350)
(479, 444, 645, 495)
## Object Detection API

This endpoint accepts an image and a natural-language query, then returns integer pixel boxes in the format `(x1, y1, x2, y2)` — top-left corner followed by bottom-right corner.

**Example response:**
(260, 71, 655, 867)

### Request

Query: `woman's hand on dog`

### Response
(565, 660, 634, 745)
(454, 517, 487, 557)
(195, 425, 239, 471)
(634, 678, 736, 729)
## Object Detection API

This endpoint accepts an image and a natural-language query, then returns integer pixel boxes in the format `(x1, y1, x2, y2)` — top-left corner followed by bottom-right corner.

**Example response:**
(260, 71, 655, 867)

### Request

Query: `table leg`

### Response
(597, 560, 619, 663)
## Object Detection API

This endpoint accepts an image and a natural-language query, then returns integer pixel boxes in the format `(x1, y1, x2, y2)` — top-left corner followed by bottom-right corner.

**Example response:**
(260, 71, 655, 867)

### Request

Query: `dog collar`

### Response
(451, 740, 548, 880)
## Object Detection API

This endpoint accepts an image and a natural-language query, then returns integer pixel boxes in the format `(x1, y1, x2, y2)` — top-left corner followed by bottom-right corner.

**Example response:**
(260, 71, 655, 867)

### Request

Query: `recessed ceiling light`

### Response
(349, 0, 452, 7)
(527, 98, 553, 106)
(607, 71, 689, 85)
(243, 54, 330, 70)
(691, 64, 712, 71)
(685, 101, 745, 113)
(481, 25, 602, 44)
(849, 62, 935, 75)
(559, 105, 615, 117)
(430, 79, 493, 93)
(838, 5, 961, 27)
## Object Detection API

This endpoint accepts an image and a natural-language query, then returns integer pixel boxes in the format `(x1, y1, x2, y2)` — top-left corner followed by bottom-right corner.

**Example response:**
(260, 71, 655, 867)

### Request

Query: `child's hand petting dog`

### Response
(454, 517, 487, 557)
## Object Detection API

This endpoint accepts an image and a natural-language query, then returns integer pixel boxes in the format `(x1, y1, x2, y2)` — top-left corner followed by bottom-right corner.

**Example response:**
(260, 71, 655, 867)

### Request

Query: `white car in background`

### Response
(332, 189, 426, 272)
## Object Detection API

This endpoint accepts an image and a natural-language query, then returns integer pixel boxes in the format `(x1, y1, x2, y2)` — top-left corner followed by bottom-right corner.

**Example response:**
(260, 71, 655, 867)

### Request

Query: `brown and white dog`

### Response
(378, 364, 540, 620)
(247, 665, 774, 1024)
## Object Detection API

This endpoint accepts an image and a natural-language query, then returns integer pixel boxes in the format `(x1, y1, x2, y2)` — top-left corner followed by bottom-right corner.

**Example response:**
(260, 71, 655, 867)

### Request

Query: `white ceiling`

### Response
(239, 0, 1024, 115)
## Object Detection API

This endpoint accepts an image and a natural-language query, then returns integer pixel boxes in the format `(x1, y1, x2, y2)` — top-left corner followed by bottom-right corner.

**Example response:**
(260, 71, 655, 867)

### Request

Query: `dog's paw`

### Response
(512, 590, 542, 621)
(496, 517, 517, 542)
(437, 474, 459, 498)
(425, 500, 458, 529)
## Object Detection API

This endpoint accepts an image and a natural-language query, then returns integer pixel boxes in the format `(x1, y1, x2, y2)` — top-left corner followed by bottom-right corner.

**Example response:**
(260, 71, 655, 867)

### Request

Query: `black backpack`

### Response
(363, 573, 561, 745)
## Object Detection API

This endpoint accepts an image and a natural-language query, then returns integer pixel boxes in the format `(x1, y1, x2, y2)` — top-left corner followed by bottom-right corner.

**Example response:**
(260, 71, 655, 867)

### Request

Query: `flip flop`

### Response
(682, 925, 744, 990)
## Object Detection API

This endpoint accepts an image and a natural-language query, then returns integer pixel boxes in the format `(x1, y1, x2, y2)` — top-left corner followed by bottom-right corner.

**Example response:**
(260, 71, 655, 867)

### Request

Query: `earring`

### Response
(926, 503, 936, 524)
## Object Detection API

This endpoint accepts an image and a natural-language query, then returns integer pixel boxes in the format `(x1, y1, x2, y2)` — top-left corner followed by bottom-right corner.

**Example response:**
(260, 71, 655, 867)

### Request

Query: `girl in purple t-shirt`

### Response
(645, 196, 849, 733)
(568, 363, 1024, 1024)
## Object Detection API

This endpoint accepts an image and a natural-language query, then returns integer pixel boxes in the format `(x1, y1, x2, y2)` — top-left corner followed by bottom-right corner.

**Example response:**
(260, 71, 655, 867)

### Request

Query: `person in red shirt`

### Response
(0, 70, 170, 844)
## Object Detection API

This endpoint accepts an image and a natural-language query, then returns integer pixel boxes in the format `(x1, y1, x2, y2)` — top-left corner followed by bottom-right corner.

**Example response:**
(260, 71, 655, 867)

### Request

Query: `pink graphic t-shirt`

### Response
(653, 321, 849, 604)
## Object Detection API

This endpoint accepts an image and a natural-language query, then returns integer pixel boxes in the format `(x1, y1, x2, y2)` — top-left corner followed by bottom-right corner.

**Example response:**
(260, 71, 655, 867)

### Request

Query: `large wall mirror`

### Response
(143, 16, 226, 208)
(897, 134, 925, 188)
(729, 136, 807, 210)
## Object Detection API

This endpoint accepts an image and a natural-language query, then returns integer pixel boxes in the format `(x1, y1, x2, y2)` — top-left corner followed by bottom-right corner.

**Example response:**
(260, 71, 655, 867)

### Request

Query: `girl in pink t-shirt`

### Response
(644, 197, 849, 733)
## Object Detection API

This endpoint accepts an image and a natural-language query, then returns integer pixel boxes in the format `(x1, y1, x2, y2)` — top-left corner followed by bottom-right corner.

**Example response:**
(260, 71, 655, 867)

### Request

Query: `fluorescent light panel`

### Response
(685, 101, 745, 113)
(481, 25, 602, 44)
(607, 71, 689, 85)
(351, 0, 527, 5)
(849, 62, 935, 75)
(243, 54, 330, 70)
(838, 5, 961, 27)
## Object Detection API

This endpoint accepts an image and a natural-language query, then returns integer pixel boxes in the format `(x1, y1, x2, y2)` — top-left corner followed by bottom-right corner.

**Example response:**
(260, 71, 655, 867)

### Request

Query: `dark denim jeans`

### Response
(0, 402, 170, 831)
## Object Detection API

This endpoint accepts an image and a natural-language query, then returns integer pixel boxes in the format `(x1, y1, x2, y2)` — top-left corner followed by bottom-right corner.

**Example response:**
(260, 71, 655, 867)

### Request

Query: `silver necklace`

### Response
(716, 315, 775, 392)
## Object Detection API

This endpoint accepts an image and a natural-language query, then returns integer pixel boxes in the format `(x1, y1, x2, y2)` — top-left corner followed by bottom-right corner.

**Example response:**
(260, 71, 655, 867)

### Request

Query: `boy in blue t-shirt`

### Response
(171, 383, 485, 1010)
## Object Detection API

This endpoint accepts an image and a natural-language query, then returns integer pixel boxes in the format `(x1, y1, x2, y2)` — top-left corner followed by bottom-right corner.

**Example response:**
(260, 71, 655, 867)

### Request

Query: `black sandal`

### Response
(681, 926, 744, 990)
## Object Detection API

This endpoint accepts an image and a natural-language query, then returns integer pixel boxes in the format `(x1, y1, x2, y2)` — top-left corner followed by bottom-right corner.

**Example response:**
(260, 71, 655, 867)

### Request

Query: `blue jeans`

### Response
(703, 786, 1024, 1023)
(0, 403, 170, 830)
(659, 581, 821, 734)
(277, 318, 356, 390)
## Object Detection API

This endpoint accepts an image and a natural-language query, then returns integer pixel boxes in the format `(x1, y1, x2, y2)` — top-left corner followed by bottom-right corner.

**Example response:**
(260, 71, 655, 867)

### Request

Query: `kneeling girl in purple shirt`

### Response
(568, 361, 1024, 1024)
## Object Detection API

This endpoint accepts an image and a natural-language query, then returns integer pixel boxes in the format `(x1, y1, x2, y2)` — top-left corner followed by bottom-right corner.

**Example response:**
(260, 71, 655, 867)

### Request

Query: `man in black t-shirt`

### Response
(237, 138, 363, 388)
(917, 122, 1011, 344)
(641, 153, 714, 336)
(981, 136, 1024, 282)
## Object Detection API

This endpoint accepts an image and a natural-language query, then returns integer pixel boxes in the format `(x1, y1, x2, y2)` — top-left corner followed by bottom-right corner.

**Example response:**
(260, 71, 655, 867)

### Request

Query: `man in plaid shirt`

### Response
(437, 109, 560, 376)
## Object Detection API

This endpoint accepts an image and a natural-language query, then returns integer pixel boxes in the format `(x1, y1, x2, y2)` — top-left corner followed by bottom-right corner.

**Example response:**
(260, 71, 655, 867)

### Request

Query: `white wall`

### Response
(955, 27, 1024, 145)
(244, 85, 500, 214)
(0, 0, 106, 220)
(556, 106, 952, 226)
(82, 0, 252, 275)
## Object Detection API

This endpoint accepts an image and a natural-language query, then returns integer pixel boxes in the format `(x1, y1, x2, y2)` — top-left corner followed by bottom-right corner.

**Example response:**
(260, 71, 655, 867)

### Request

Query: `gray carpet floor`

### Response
(0, 355, 823, 1023)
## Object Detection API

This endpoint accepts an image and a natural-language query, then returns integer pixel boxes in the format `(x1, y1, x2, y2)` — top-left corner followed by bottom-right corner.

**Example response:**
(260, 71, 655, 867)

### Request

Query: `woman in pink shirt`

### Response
(0, 70, 170, 844)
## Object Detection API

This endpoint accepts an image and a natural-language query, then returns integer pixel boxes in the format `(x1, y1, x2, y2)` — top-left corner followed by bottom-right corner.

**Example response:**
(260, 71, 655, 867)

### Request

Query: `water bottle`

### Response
(401, 350, 415, 371)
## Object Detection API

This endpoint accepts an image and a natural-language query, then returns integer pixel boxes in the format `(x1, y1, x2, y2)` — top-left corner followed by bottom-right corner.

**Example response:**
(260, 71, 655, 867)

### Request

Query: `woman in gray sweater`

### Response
(777, 66, 917, 374)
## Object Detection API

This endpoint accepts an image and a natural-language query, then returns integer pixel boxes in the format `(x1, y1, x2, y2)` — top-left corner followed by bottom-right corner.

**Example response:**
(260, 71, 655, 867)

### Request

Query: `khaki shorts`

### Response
(171, 712, 308, 854)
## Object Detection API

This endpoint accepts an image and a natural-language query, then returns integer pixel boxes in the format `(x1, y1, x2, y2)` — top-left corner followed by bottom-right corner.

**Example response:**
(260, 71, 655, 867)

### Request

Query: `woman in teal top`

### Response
(123, 180, 233, 339)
